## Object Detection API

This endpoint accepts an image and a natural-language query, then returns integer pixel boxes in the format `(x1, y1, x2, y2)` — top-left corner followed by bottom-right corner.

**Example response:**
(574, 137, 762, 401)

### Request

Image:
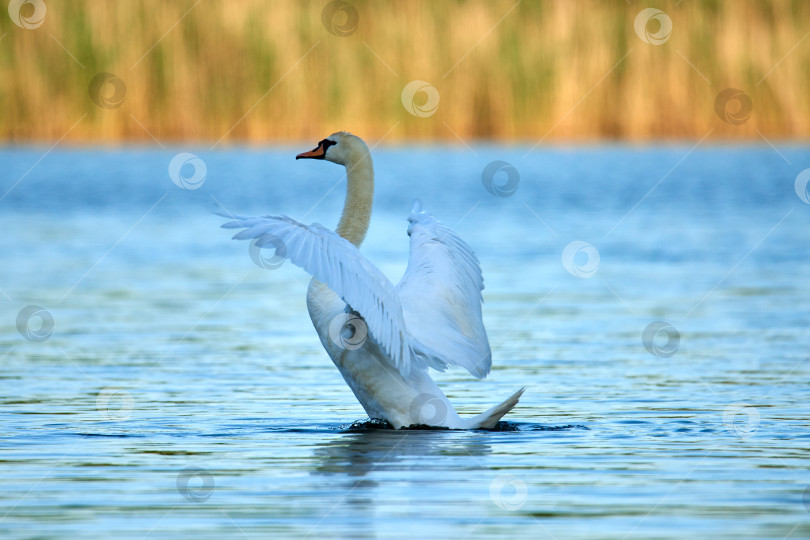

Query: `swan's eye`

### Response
(320, 139, 336, 153)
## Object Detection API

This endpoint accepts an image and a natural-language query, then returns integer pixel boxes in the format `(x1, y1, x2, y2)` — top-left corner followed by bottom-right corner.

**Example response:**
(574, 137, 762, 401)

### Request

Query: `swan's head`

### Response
(295, 131, 369, 167)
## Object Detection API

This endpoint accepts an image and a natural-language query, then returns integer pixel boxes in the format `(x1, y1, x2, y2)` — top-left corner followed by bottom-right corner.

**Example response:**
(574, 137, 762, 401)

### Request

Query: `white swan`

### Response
(221, 132, 524, 429)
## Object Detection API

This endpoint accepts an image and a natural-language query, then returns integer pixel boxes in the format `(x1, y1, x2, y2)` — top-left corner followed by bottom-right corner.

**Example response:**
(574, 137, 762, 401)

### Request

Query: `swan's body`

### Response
(221, 132, 524, 429)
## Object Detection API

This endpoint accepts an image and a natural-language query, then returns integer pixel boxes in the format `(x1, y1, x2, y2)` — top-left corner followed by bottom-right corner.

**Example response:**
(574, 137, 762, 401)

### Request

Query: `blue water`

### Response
(1, 144, 809, 539)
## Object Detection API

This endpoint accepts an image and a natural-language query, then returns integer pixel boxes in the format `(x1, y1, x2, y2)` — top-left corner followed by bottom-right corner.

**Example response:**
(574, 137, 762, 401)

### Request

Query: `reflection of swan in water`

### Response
(312, 430, 492, 479)
(307, 431, 493, 537)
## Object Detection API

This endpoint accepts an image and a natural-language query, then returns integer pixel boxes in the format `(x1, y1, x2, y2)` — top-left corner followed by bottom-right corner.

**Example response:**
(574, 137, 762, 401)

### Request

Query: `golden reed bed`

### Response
(1, 0, 807, 143)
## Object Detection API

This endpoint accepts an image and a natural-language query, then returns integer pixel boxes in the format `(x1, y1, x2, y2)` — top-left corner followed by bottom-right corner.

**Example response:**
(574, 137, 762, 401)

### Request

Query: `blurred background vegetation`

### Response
(0, 0, 808, 143)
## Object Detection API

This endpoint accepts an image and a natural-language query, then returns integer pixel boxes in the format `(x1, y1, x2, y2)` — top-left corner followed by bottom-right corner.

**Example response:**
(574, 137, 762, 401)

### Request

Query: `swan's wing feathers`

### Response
(395, 204, 492, 378)
(221, 213, 420, 376)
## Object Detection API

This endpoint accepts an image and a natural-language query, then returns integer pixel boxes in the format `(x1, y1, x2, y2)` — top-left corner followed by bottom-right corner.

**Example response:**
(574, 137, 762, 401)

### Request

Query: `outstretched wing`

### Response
(220, 211, 433, 377)
(394, 201, 492, 378)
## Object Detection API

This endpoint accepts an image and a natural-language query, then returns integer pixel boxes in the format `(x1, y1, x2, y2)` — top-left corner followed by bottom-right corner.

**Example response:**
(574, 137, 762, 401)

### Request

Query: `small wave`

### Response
(339, 419, 588, 432)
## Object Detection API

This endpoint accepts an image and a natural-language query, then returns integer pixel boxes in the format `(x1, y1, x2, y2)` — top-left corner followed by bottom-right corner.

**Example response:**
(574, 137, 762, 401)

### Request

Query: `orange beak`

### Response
(296, 143, 326, 160)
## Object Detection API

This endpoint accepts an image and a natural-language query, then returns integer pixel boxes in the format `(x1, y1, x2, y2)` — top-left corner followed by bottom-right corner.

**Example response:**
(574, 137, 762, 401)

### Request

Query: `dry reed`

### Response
(0, 0, 807, 143)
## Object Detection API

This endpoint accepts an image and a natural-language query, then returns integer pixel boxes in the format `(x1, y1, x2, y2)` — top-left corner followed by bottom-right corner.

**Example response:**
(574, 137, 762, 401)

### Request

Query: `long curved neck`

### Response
(336, 151, 374, 247)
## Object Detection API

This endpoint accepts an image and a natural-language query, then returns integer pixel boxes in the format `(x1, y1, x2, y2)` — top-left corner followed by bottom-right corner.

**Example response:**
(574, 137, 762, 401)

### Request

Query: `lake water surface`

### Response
(1, 144, 810, 539)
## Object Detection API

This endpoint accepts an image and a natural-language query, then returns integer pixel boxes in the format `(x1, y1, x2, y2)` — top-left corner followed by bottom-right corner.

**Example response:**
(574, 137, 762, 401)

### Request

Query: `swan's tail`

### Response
(461, 387, 526, 429)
